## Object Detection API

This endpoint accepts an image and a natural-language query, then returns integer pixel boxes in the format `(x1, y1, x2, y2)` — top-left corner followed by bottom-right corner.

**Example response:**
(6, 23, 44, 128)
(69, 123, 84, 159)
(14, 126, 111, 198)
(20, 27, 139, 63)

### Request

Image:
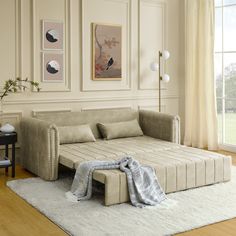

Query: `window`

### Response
(215, 0, 236, 148)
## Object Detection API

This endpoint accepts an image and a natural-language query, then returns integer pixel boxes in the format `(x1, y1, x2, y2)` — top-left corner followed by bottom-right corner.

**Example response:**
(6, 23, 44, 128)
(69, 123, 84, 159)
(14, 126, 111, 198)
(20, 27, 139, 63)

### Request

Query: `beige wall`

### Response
(0, 0, 182, 136)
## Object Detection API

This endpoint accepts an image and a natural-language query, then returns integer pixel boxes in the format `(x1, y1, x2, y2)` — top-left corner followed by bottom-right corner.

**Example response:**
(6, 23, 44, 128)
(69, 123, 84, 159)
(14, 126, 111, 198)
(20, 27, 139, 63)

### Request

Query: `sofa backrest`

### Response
(36, 108, 139, 138)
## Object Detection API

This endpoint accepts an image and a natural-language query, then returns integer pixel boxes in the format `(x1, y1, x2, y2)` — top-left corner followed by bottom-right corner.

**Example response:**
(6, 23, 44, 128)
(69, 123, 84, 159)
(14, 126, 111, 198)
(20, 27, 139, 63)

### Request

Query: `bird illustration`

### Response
(106, 57, 114, 70)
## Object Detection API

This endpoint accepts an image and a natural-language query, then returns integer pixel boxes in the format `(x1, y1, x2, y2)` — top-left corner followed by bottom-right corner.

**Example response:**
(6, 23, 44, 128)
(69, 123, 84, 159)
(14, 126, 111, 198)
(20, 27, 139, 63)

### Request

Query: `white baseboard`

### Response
(219, 144, 236, 153)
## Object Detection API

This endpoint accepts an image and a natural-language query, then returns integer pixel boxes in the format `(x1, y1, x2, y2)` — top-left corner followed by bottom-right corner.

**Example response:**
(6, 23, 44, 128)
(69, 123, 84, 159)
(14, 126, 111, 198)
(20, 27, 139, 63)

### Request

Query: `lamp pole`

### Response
(159, 51, 162, 112)
(150, 50, 170, 113)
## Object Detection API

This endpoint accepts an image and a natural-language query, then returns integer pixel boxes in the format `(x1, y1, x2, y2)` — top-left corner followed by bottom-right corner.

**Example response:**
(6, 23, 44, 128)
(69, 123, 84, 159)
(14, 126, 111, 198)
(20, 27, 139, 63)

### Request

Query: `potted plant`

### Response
(0, 78, 41, 127)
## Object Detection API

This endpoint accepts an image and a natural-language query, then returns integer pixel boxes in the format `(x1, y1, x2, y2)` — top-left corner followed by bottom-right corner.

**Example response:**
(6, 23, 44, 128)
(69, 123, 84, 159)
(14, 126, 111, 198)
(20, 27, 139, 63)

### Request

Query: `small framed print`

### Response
(42, 20, 64, 50)
(42, 53, 64, 82)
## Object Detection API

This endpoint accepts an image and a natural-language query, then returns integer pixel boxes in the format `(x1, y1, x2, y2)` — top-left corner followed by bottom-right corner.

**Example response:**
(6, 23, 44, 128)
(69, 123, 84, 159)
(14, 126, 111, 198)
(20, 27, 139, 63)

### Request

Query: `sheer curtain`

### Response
(184, 0, 218, 150)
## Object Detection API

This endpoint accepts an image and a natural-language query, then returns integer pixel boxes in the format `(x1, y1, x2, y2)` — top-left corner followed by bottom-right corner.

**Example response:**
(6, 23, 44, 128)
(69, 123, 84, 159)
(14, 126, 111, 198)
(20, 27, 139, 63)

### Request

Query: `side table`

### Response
(0, 132, 17, 177)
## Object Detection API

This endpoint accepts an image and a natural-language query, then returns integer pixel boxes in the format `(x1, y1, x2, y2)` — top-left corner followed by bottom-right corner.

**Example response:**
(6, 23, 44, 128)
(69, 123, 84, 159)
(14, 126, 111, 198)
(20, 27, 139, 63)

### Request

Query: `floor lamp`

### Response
(150, 50, 170, 112)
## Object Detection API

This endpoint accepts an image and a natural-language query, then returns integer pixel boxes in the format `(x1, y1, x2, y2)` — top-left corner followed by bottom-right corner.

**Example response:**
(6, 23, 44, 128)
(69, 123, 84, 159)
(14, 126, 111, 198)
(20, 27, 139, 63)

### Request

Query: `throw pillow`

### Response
(97, 119, 143, 140)
(58, 125, 96, 144)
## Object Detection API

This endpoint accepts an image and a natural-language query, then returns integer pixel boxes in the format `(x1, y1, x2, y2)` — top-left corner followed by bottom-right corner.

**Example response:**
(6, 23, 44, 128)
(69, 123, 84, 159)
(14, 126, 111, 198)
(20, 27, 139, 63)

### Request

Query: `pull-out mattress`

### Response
(59, 136, 231, 205)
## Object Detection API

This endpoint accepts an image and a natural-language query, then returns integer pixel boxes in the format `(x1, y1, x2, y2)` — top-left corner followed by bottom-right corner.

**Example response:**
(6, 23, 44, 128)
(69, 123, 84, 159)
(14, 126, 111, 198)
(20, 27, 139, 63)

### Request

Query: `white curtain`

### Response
(184, 0, 218, 150)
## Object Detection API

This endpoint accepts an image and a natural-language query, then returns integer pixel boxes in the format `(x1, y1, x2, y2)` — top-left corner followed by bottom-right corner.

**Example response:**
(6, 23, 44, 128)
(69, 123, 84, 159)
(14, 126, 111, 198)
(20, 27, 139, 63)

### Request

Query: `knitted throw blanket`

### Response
(67, 157, 167, 208)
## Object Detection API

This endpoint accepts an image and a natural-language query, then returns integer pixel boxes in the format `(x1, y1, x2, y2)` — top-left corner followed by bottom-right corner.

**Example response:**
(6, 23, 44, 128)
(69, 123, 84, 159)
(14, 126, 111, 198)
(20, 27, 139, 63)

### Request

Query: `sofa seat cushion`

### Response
(59, 136, 181, 169)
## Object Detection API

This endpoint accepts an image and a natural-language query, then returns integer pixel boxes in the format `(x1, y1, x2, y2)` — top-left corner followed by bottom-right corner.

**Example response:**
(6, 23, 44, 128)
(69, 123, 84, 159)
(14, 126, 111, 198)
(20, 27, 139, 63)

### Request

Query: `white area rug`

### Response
(7, 167, 236, 236)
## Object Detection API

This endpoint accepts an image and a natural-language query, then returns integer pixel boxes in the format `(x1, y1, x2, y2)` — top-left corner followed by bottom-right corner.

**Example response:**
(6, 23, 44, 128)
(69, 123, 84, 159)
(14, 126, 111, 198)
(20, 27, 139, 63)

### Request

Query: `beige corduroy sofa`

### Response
(20, 109, 232, 206)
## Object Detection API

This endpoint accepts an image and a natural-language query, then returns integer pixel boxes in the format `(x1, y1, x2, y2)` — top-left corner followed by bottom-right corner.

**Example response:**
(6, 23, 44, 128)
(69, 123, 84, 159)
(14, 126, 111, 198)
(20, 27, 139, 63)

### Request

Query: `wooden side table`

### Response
(0, 132, 17, 177)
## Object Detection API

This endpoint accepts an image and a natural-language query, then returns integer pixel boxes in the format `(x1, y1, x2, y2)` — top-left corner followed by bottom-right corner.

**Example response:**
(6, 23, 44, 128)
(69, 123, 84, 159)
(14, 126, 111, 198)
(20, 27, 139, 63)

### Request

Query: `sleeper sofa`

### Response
(20, 109, 232, 206)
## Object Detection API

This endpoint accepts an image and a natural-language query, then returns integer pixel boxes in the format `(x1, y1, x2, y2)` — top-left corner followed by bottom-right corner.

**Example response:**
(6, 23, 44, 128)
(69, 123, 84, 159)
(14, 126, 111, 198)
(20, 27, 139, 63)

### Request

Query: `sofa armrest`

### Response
(20, 117, 59, 180)
(139, 110, 180, 144)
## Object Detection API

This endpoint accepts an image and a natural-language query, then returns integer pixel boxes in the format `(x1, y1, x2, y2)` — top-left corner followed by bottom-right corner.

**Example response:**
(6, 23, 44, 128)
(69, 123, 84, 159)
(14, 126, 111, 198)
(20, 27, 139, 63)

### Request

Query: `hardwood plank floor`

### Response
(0, 166, 67, 236)
(0, 151, 235, 236)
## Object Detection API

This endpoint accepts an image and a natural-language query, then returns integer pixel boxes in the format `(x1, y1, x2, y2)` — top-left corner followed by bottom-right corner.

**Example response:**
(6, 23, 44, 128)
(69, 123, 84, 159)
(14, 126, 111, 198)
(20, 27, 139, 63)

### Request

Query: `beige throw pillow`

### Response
(58, 125, 96, 144)
(97, 119, 143, 140)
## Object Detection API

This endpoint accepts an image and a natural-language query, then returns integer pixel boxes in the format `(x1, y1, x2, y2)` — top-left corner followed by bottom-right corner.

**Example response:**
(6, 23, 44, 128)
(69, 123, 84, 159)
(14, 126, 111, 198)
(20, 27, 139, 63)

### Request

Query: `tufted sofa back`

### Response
(36, 108, 139, 139)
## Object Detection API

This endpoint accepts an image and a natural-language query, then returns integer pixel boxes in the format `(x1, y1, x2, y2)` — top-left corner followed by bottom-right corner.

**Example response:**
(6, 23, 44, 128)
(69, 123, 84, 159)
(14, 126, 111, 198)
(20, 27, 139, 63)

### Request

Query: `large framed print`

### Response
(92, 23, 122, 80)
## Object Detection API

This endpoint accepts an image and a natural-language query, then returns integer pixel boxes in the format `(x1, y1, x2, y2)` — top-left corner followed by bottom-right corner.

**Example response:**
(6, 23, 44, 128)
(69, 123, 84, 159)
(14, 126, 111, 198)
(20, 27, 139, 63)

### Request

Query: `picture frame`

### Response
(42, 20, 64, 50)
(92, 23, 122, 80)
(42, 52, 64, 83)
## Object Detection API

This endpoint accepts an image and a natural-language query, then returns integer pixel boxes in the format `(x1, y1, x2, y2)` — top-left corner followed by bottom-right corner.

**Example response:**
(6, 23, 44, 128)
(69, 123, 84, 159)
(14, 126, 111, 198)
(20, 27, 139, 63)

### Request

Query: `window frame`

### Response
(215, 1, 236, 151)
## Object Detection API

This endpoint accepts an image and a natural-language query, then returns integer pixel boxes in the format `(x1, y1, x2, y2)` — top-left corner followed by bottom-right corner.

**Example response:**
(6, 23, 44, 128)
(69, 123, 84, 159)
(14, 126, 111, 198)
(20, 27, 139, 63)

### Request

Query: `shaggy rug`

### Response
(7, 167, 236, 236)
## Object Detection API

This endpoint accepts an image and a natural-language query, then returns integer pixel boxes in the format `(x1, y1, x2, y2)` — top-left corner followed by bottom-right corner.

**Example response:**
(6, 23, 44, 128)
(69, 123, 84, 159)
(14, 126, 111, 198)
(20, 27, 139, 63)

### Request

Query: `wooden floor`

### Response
(0, 151, 235, 236)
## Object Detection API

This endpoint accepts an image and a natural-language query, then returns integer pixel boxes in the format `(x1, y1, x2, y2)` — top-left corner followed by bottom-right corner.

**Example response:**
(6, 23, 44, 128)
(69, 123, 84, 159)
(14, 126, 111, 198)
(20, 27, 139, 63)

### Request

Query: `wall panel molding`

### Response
(81, 0, 132, 91)
(138, 105, 165, 112)
(81, 105, 132, 111)
(2, 110, 23, 121)
(15, 0, 21, 79)
(4, 94, 179, 105)
(138, 0, 167, 90)
(1, 0, 21, 80)
(32, 108, 72, 117)
(31, 0, 71, 92)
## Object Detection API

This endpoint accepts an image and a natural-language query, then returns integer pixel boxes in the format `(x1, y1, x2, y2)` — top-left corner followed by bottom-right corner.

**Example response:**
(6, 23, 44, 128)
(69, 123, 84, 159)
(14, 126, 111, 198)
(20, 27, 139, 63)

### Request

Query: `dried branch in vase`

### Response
(0, 77, 41, 100)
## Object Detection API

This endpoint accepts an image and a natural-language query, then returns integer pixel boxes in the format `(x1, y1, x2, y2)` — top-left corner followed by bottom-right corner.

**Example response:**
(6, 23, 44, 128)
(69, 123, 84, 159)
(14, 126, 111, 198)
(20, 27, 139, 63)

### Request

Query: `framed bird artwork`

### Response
(92, 23, 122, 80)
